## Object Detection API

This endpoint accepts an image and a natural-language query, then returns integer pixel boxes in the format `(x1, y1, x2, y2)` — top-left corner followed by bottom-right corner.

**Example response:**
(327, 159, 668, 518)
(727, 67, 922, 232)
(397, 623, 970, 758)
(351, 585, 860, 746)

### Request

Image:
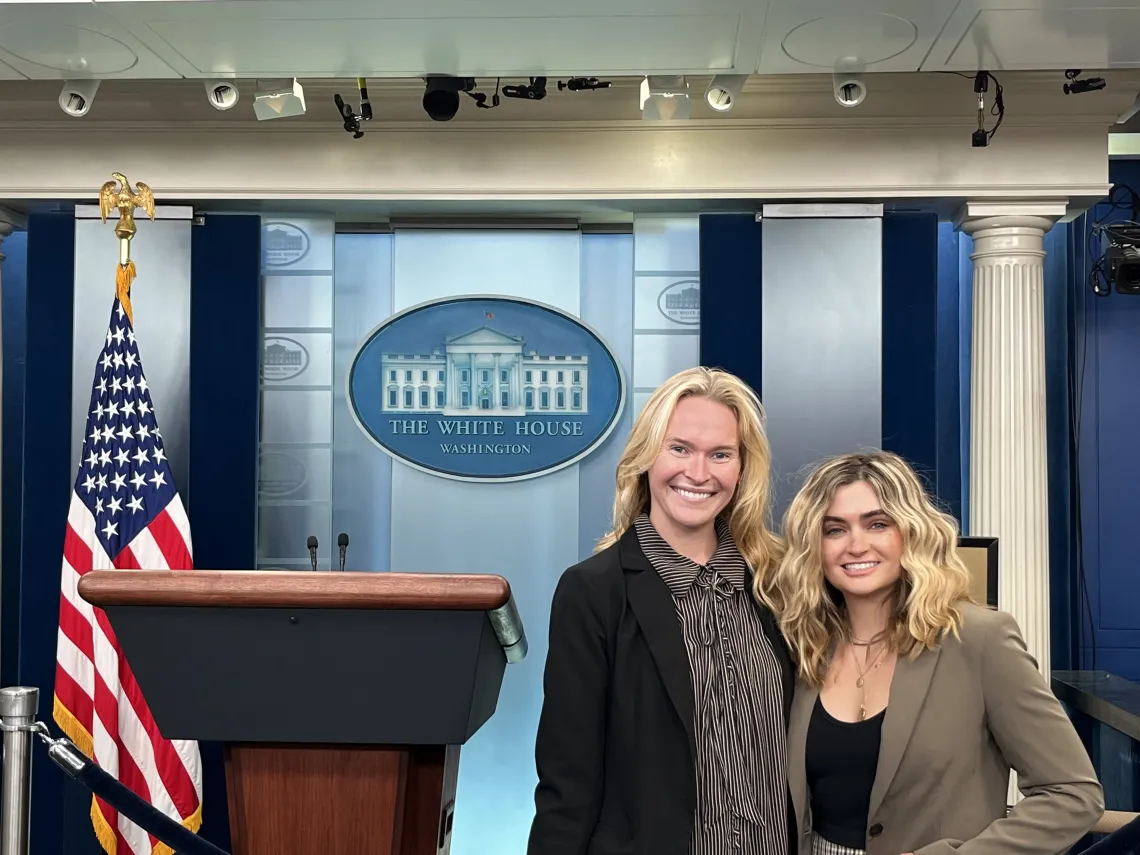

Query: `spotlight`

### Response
(705, 74, 747, 112)
(204, 80, 239, 111)
(1064, 69, 1107, 95)
(422, 76, 476, 121)
(832, 73, 866, 107)
(253, 78, 306, 121)
(640, 75, 691, 121)
(59, 79, 100, 118)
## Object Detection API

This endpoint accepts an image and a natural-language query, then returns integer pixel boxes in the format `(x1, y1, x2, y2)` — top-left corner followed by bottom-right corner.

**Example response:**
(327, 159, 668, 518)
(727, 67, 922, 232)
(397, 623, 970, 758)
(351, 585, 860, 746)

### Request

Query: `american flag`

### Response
(54, 296, 203, 855)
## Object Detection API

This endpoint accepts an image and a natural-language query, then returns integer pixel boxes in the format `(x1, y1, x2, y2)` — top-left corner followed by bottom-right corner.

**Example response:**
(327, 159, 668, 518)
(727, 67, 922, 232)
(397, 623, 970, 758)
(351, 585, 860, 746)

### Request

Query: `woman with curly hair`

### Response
(771, 450, 1103, 855)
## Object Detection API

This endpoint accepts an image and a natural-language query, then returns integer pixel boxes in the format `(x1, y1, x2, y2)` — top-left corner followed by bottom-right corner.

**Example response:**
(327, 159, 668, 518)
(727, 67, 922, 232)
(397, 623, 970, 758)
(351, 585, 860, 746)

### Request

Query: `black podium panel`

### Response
(105, 605, 506, 745)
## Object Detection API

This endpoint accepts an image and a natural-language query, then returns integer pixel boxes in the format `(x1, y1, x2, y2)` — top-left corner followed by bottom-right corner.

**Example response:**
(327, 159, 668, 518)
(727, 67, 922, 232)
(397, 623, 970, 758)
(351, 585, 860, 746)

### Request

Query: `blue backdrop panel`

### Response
(189, 213, 262, 850)
(698, 214, 763, 396)
(19, 213, 96, 855)
(957, 235, 974, 529)
(935, 222, 963, 525)
(2, 229, 28, 691)
(881, 214, 941, 501)
(1043, 222, 1075, 670)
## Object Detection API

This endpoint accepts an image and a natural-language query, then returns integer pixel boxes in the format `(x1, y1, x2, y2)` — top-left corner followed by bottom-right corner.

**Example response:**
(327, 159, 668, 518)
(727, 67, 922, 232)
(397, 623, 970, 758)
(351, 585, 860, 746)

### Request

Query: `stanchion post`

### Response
(0, 687, 39, 855)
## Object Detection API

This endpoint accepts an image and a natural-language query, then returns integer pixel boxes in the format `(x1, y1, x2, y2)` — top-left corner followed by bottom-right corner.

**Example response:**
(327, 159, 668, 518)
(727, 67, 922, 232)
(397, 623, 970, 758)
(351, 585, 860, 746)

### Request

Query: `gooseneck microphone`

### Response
(337, 532, 349, 572)
(306, 535, 319, 572)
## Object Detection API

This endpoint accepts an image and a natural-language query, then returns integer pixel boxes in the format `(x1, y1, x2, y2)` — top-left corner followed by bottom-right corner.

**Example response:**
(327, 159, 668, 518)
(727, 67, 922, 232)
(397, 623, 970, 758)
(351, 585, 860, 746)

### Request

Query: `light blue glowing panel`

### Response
(256, 217, 701, 855)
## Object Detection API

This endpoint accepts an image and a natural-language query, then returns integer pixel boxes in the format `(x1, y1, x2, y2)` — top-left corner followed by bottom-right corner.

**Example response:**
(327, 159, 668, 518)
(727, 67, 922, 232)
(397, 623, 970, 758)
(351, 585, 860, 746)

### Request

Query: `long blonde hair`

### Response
(596, 367, 782, 591)
(771, 450, 973, 685)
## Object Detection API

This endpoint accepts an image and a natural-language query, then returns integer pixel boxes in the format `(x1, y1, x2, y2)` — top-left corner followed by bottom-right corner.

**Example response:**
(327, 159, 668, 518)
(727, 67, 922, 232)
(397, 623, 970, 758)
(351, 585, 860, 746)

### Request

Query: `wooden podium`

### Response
(77, 570, 528, 855)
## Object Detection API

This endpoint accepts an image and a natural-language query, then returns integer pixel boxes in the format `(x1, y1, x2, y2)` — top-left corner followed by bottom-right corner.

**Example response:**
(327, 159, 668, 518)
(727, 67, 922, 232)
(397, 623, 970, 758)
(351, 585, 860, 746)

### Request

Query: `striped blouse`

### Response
(634, 513, 789, 855)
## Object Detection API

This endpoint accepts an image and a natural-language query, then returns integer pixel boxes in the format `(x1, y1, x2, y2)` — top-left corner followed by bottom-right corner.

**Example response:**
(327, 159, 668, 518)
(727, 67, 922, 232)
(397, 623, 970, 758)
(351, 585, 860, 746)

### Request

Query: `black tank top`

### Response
(804, 695, 885, 849)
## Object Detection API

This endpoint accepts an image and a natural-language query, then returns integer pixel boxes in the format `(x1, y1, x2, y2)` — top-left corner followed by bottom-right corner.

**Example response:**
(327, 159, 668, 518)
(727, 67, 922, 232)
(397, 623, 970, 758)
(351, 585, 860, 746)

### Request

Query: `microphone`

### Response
(337, 532, 349, 572)
(306, 535, 318, 572)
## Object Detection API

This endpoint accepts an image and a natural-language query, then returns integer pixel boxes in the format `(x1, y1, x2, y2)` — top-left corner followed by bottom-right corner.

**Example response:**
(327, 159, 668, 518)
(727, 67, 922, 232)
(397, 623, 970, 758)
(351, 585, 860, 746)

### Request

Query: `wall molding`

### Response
(0, 72, 1136, 207)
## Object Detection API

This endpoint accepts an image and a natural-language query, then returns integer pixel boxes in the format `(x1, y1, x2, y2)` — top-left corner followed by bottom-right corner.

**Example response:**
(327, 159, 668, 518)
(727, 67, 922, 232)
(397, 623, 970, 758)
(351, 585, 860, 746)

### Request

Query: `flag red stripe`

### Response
(147, 509, 192, 571)
(63, 522, 95, 575)
(53, 663, 94, 731)
(58, 593, 95, 661)
(112, 714, 159, 852)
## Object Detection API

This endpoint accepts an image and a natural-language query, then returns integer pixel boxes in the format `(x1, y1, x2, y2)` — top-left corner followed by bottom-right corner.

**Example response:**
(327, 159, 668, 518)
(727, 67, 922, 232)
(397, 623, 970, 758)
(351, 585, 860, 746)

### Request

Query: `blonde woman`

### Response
(772, 450, 1103, 855)
(528, 367, 794, 855)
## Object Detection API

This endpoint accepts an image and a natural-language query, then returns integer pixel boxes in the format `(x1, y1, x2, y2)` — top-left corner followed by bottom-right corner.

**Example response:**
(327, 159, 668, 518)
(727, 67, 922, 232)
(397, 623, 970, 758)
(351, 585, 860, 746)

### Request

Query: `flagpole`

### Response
(98, 173, 156, 327)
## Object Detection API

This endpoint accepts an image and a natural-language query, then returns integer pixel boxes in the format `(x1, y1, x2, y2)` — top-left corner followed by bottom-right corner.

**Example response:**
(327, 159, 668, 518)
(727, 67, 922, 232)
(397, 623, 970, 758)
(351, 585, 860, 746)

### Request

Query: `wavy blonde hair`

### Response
(596, 367, 782, 591)
(771, 450, 974, 685)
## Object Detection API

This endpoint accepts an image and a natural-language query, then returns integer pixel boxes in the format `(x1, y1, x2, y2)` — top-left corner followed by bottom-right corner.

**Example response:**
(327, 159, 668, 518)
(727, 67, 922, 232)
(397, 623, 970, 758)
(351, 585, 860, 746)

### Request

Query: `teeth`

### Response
(674, 488, 712, 501)
(844, 562, 877, 570)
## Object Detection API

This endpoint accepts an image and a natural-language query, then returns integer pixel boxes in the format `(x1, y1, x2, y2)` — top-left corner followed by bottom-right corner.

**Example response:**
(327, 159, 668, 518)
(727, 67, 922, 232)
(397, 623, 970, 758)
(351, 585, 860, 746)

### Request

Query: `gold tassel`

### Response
(116, 260, 137, 326)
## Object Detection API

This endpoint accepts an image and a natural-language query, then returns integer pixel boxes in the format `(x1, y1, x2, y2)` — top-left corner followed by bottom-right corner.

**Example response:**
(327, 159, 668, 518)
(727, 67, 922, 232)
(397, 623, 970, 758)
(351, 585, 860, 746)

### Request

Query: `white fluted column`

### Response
(957, 200, 1067, 679)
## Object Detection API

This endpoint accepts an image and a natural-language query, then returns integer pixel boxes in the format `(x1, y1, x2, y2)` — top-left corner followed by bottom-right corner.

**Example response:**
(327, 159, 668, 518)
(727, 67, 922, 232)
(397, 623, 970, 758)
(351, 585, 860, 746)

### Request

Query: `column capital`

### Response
(953, 199, 1069, 235)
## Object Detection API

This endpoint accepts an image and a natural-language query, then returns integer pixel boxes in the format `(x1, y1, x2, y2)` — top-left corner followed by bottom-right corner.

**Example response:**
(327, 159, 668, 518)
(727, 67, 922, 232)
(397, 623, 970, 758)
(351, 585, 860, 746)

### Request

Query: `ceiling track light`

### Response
(832, 57, 867, 108)
(705, 74, 748, 112)
(204, 80, 239, 111)
(59, 79, 100, 118)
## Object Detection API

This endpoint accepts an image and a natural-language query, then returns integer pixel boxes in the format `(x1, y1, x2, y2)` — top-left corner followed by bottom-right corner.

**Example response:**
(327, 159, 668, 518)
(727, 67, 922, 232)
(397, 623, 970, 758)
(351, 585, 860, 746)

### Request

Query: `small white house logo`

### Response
(263, 222, 310, 267)
(262, 337, 309, 381)
(657, 279, 700, 326)
(257, 451, 308, 497)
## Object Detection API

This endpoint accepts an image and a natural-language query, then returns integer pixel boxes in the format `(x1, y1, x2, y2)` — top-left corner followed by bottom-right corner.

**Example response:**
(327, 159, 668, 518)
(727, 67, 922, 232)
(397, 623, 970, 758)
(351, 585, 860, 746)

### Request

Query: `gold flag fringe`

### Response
(56, 690, 204, 854)
(116, 261, 137, 326)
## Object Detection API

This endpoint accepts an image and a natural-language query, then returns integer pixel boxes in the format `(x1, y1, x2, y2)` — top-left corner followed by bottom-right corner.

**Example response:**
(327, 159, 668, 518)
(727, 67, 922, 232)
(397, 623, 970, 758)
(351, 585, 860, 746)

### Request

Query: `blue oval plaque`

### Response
(346, 296, 627, 482)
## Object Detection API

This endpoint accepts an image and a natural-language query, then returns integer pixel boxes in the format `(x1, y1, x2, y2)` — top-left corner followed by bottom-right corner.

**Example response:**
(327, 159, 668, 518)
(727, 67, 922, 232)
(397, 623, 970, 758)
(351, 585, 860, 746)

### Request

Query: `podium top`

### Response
(77, 570, 512, 611)
(85, 570, 527, 743)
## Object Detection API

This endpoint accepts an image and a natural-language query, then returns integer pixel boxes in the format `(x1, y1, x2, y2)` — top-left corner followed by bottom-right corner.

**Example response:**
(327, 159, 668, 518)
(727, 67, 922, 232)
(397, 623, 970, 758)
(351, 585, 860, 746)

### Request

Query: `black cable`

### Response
(940, 70, 1005, 143)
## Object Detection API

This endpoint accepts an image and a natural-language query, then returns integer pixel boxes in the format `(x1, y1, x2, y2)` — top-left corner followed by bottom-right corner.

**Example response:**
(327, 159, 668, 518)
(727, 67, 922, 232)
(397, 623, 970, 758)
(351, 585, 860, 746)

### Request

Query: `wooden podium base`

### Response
(224, 744, 459, 855)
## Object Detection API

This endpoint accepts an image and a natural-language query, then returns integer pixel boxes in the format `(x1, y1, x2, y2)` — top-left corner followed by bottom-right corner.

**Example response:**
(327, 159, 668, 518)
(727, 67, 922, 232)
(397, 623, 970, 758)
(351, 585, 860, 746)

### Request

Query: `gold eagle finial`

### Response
(99, 172, 155, 267)
(98, 173, 156, 326)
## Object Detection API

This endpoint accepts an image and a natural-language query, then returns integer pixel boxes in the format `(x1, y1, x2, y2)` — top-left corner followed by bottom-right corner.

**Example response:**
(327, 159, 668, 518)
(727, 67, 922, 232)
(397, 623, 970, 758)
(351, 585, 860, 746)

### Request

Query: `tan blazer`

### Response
(787, 604, 1104, 855)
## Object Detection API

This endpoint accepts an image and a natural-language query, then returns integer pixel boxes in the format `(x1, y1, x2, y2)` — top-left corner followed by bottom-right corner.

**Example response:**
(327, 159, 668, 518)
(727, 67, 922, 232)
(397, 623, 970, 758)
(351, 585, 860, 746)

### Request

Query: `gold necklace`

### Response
(848, 641, 887, 721)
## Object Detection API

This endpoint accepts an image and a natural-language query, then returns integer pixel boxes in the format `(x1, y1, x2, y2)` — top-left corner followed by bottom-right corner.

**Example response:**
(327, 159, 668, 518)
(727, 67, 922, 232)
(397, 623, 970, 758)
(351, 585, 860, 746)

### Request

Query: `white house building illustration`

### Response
(380, 326, 589, 416)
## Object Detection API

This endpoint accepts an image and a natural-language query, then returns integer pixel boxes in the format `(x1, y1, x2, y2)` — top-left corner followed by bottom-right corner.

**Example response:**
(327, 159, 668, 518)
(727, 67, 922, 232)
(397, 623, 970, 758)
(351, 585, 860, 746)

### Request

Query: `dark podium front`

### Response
(77, 569, 528, 855)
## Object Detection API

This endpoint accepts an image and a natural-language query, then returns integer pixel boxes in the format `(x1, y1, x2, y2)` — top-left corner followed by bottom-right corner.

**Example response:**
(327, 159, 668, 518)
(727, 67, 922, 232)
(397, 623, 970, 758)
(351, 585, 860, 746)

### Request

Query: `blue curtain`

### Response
(698, 214, 763, 396)
(189, 213, 262, 850)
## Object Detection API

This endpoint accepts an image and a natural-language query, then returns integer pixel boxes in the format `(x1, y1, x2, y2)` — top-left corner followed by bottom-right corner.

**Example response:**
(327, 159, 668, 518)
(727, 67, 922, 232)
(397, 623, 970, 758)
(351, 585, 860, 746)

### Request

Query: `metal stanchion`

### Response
(0, 687, 38, 855)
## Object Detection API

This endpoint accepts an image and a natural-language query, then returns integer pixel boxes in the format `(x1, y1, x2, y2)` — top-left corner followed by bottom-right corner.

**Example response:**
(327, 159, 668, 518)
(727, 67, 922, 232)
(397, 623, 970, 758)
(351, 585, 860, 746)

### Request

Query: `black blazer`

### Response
(527, 525, 796, 855)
